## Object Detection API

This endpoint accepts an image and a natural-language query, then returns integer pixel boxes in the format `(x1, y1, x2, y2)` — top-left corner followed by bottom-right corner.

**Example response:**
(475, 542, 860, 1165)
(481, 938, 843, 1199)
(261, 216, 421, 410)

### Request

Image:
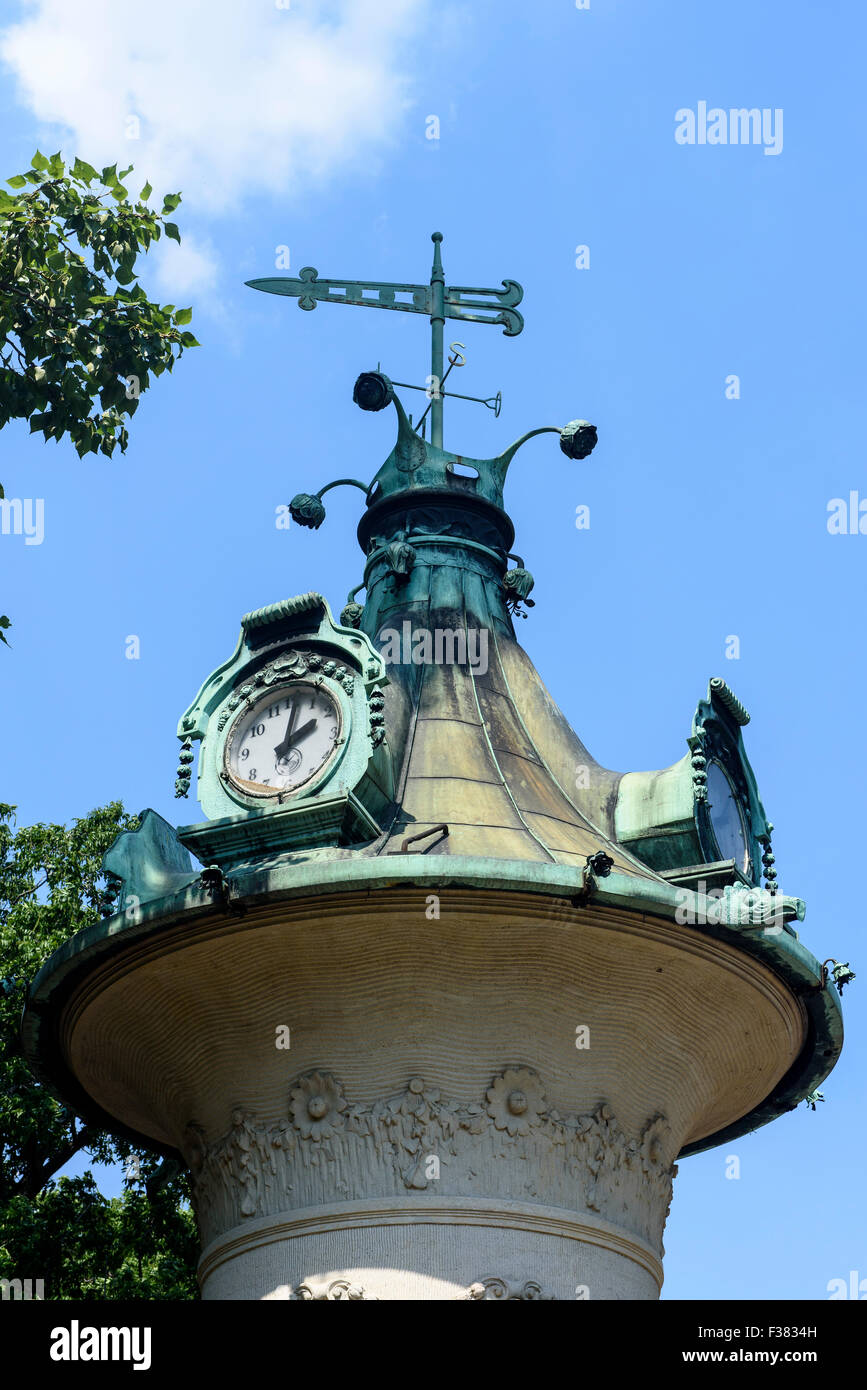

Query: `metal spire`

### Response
(246, 232, 524, 449)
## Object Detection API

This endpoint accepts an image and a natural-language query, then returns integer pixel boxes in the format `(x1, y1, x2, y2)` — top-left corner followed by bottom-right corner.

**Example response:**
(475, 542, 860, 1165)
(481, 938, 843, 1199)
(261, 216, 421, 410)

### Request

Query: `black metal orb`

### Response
(560, 419, 598, 460)
(353, 371, 394, 413)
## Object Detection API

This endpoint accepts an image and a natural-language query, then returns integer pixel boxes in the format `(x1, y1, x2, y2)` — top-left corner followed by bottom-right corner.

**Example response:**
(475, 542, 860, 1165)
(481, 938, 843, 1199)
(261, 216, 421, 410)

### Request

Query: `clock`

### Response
(224, 682, 341, 799)
(174, 592, 394, 865)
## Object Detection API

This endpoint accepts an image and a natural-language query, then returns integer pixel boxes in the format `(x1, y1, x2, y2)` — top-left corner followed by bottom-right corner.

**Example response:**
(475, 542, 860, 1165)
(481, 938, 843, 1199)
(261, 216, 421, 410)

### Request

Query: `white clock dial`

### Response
(226, 682, 340, 795)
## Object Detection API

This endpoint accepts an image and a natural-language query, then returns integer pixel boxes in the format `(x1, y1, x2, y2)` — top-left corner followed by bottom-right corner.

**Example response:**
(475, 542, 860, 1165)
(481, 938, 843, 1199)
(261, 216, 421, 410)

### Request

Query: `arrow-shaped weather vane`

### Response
(246, 232, 523, 448)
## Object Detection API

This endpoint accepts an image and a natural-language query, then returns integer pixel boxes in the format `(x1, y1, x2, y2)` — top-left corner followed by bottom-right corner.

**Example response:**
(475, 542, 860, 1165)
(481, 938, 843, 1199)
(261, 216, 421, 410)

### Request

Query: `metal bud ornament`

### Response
(385, 540, 416, 579)
(353, 371, 394, 413)
(340, 601, 364, 629)
(586, 850, 614, 878)
(289, 492, 327, 529)
(560, 419, 598, 460)
(830, 961, 856, 995)
(503, 567, 535, 603)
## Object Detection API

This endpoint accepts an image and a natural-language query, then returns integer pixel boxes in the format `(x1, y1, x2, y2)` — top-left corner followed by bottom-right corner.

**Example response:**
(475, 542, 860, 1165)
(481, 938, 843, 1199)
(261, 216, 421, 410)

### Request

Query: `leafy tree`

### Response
(0, 802, 198, 1299)
(0, 151, 199, 645)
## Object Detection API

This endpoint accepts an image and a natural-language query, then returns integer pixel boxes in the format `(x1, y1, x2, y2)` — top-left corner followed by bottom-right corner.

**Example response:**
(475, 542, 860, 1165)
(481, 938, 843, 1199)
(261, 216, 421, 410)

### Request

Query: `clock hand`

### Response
(275, 718, 318, 765)
(274, 701, 299, 758)
(281, 718, 317, 750)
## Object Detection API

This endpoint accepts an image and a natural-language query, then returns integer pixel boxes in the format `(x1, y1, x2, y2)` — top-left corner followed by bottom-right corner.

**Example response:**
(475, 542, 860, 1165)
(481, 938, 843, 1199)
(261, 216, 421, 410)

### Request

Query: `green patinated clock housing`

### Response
(174, 592, 393, 867)
(615, 677, 776, 894)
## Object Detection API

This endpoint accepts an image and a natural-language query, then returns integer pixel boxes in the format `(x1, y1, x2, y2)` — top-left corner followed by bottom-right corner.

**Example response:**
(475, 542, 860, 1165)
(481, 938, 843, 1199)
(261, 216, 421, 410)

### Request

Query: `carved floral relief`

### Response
(184, 1067, 679, 1254)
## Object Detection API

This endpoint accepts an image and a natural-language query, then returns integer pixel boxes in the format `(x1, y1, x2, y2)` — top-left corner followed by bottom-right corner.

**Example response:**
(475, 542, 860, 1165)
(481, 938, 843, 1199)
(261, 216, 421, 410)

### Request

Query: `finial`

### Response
(431, 232, 444, 281)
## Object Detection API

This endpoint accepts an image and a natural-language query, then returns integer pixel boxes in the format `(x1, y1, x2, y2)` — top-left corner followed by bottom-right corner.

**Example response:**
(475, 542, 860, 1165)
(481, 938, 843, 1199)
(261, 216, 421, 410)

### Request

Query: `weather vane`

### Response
(246, 231, 523, 448)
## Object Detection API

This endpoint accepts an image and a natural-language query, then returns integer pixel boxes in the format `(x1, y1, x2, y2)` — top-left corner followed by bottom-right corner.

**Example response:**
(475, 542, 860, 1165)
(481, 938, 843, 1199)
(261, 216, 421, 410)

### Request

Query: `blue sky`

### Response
(1, 0, 864, 1300)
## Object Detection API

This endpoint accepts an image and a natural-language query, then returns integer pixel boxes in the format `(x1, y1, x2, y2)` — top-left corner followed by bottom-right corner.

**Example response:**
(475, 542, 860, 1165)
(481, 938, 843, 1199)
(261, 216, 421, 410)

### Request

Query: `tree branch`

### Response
(21, 1121, 100, 1197)
(4, 875, 47, 909)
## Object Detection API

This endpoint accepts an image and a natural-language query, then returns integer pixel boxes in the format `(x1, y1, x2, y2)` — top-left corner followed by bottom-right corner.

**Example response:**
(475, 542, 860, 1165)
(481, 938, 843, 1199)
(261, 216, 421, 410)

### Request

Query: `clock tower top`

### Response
(39, 232, 842, 1170)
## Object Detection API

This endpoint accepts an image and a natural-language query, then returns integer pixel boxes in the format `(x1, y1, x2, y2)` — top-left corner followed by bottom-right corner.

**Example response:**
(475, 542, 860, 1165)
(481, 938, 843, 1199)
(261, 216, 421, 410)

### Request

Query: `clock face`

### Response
(706, 760, 749, 873)
(225, 682, 341, 796)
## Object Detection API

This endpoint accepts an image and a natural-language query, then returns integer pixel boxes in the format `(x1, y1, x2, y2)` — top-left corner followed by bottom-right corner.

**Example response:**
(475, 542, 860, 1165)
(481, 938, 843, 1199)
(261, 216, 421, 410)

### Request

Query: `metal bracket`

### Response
(571, 850, 615, 906)
(199, 864, 245, 916)
(388, 823, 450, 855)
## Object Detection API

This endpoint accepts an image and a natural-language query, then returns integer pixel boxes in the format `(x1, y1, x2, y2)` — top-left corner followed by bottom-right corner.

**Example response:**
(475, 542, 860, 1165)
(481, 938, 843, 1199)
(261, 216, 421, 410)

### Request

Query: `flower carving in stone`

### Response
(486, 1068, 545, 1136)
(295, 1278, 376, 1300)
(289, 1072, 346, 1141)
(458, 1277, 554, 1300)
(191, 1073, 679, 1254)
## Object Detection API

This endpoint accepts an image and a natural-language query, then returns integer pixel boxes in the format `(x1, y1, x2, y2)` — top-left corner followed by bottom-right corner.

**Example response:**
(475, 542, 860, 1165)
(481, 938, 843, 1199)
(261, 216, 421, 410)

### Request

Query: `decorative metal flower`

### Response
(340, 601, 364, 629)
(559, 419, 598, 460)
(502, 566, 536, 618)
(385, 540, 416, 578)
(503, 567, 535, 602)
(486, 1068, 546, 1136)
(289, 492, 326, 529)
(289, 1072, 346, 1141)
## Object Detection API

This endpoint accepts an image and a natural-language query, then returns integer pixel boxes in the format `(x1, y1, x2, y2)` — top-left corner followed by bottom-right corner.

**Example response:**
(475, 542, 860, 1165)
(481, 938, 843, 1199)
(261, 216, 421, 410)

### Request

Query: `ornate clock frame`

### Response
(173, 593, 393, 866)
(615, 678, 776, 893)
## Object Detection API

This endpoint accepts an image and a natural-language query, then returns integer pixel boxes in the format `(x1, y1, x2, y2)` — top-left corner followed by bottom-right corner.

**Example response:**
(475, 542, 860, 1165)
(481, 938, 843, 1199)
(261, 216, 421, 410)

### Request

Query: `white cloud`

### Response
(0, 0, 428, 215)
(151, 230, 219, 302)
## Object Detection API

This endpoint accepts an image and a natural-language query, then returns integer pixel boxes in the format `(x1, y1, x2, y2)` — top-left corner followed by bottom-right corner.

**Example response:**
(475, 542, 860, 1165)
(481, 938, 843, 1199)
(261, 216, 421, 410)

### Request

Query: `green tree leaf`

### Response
(0, 154, 198, 640)
(0, 803, 197, 1299)
(71, 158, 98, 184)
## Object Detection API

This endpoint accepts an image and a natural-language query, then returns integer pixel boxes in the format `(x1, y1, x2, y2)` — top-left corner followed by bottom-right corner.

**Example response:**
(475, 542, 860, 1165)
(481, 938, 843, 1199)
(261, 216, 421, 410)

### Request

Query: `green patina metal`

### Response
(20, 230, 848, 1168)
(173, 593, 393, 861)
(285, 390, 595, 643)
(20, 851, 843, 1162)
(288, 406, 596, 533)
(615, 677, 773, 890)
(249, 230, 598, 644)
(247, 232, 523, 449)
(102, 808, 196, 908)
